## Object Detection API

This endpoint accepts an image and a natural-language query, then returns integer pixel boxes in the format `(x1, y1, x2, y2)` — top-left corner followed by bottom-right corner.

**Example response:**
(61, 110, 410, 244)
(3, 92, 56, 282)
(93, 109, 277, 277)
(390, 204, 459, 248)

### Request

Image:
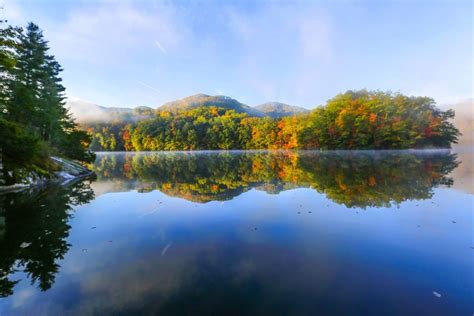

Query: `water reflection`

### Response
(0, 181, 94, 297)
(0, 151, 471, 315)
(92, 150, 459, 208)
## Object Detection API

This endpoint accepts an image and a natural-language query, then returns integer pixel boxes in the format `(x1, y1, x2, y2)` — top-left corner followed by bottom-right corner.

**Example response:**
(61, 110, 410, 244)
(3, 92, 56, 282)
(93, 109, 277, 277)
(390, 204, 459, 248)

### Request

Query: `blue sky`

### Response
(3, 0, 472, 108)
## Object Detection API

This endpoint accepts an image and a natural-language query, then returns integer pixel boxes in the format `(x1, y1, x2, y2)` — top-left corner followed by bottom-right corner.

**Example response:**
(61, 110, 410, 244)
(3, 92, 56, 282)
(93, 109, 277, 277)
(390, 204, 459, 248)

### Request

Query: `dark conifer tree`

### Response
(0, 21, 94, 185)
(0, 20, 21, 116)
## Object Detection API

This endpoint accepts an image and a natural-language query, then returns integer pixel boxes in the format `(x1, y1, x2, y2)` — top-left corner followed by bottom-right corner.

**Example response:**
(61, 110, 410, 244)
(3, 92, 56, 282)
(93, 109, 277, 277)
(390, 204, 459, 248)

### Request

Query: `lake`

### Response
(0, 150, 472, 315)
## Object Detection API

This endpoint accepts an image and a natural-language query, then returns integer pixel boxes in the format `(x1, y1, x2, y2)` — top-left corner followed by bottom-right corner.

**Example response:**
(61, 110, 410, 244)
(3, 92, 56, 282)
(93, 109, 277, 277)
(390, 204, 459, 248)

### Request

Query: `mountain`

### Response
(68, 94, 314, 124)
(67, 100, 154, 124)
(158, 94, 263, 117)
(255, 102, 309, 118)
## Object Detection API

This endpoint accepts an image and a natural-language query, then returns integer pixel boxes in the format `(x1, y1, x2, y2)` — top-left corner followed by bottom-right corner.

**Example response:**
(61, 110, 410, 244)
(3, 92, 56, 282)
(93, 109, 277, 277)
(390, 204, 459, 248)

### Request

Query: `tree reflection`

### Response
(296, 151, 458, 208)
(0, 180, 94, 297)
(92, 151, 459, 207)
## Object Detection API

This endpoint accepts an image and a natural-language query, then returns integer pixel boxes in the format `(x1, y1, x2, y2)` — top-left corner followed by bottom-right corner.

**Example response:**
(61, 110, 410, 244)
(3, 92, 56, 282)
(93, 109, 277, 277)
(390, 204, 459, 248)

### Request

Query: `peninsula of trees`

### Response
(83, 91, 460, 151)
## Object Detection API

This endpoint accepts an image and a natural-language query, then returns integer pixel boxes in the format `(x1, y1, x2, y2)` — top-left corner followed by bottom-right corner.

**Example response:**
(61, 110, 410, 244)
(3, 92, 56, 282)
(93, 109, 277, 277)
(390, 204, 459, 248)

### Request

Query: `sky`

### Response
(2, 0, 473, 109)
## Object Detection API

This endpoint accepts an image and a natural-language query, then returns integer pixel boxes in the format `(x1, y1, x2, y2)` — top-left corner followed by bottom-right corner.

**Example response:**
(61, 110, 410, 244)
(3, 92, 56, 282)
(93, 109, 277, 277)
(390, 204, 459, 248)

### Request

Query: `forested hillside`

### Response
(84, 90, 460, 151)
(158, 94, 262, 117)
(0, 21, 94, 185)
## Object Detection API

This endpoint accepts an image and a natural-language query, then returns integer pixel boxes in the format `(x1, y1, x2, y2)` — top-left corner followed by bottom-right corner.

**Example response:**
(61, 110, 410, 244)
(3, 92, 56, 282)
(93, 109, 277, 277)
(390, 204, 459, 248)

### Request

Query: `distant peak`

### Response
(189, 93, 210, 98)
(254, 102, 308, 118)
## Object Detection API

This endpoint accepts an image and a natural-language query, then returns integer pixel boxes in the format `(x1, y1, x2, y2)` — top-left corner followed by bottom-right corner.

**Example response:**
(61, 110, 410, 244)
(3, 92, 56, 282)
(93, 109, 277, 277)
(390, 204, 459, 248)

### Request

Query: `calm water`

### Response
(0, 150, 472, 315)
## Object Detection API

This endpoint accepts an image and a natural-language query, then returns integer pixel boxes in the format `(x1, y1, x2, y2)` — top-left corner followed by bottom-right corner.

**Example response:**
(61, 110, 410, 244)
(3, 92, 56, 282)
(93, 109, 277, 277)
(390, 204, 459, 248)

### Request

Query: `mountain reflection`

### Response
(0, 180, 94, 297)
(91, 150, 459, 207)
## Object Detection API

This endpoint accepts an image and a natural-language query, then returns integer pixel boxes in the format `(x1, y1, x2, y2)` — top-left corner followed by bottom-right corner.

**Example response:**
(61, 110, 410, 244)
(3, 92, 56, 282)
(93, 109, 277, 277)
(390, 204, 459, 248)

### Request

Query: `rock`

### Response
(1, 156, 94, 193)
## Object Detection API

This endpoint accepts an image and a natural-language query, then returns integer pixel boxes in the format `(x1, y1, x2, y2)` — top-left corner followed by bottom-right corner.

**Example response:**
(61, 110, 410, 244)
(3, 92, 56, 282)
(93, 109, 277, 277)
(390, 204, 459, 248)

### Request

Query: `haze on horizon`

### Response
(2, 0, 473, 109)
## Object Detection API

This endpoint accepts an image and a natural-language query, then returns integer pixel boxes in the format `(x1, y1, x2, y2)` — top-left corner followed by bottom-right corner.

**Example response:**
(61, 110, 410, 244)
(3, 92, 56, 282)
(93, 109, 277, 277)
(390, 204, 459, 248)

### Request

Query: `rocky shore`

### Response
(0, 156, 95, 193)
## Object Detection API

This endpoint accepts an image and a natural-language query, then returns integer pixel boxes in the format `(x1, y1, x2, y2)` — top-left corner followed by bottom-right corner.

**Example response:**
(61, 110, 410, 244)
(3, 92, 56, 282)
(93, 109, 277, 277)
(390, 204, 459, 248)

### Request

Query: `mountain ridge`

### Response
(158, 94, 263, 117)
(255, 101, 309, 118)
(67, 94, 309, 123)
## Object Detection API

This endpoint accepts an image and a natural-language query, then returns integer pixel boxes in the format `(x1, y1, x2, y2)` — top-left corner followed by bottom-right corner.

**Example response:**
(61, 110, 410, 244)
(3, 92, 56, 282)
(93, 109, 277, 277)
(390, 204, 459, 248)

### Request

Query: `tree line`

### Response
(86, 90, 460, 151)
(0, 21, 94, 185)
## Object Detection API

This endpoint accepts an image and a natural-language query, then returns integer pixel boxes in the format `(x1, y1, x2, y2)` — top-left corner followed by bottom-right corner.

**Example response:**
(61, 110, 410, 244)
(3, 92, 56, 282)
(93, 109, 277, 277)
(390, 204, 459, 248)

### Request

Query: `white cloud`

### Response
(41, 1, 186, 65)
(224, 3, 334, 103)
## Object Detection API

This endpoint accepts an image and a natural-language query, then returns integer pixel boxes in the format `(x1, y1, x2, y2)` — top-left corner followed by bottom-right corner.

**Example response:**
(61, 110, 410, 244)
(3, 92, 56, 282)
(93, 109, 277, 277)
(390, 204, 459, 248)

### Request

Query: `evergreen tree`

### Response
(6, 23, 46, 127)
(0, 20, 21, 116)
(0, 21, 94, 185)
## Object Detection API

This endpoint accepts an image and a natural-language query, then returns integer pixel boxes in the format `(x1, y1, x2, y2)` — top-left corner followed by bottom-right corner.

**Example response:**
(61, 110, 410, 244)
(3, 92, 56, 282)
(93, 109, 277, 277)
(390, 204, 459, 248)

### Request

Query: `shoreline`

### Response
(92, 148, 458, 155)
(0, 156, 95, 194)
